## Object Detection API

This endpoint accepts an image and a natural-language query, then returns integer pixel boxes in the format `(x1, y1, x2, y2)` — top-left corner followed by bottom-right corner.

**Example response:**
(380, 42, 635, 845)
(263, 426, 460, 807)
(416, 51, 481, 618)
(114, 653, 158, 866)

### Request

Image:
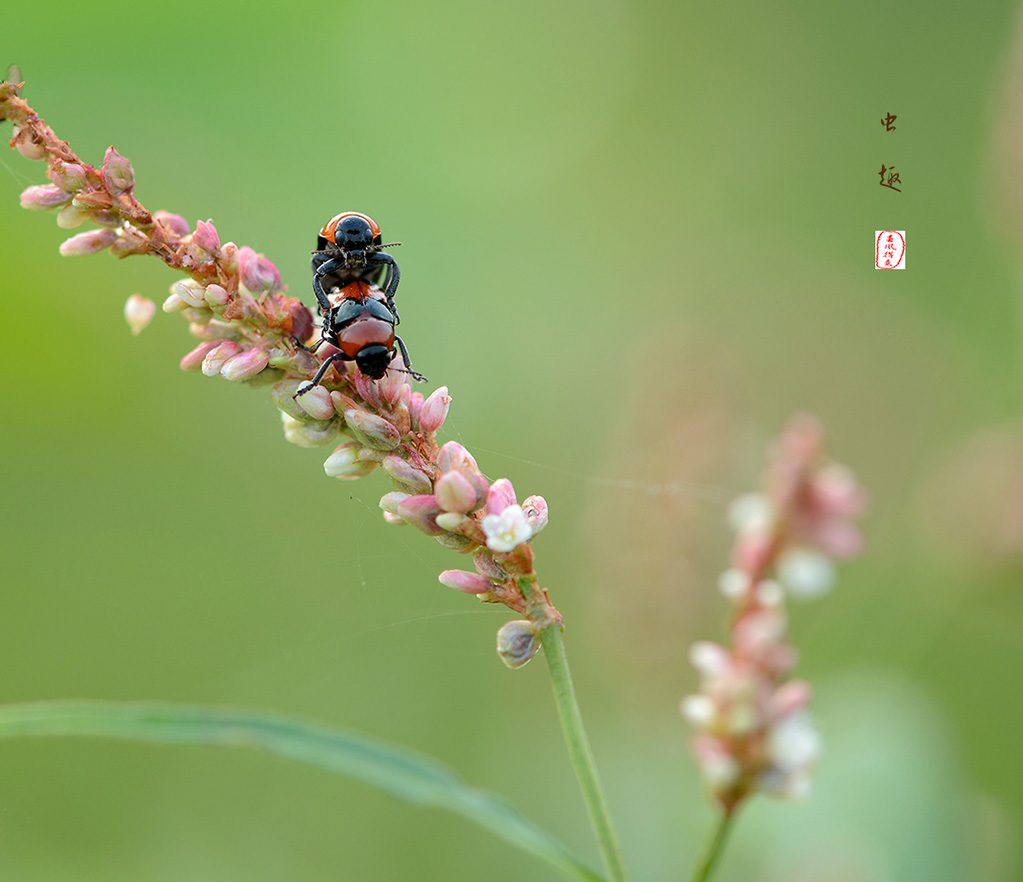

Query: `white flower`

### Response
(727, 492, 776, 533)
(481, 504, 533, 552)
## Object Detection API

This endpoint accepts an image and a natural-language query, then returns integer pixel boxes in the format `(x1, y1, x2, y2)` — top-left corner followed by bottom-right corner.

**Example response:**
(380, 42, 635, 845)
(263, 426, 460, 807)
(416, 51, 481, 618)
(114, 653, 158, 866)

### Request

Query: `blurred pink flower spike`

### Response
(124, 295, 156, 335)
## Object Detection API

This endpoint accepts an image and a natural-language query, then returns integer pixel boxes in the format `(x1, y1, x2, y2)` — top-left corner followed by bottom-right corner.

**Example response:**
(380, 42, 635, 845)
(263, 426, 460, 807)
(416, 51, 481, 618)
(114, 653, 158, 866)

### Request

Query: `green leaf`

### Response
(0, 700, 604, 882)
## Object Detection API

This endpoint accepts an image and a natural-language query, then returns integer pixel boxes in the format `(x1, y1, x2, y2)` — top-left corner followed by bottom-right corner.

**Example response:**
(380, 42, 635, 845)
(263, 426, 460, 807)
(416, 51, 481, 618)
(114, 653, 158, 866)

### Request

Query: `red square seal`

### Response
(875, 231, 905, 269)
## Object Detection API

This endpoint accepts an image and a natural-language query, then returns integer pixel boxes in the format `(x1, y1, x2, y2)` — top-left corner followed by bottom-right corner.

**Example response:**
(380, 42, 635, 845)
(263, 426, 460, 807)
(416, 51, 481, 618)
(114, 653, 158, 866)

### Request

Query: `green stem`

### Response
(690, 810, 736, 882)
(540, 625, 630, 882)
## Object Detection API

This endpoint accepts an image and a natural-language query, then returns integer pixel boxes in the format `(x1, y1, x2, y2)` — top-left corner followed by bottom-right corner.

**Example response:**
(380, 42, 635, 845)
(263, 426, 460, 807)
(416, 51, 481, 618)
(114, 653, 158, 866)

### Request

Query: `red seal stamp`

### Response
(875, 231, 905, 269)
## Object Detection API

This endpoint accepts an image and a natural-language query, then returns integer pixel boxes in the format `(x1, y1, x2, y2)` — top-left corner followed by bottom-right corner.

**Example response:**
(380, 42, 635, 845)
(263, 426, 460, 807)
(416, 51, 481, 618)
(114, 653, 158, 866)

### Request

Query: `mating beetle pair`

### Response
(296, 211, 423, 396)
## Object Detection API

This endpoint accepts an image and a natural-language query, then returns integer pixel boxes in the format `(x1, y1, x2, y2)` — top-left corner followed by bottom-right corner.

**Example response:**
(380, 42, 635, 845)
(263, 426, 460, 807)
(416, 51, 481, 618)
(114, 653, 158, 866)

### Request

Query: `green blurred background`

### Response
(2, 1, 1021, 879)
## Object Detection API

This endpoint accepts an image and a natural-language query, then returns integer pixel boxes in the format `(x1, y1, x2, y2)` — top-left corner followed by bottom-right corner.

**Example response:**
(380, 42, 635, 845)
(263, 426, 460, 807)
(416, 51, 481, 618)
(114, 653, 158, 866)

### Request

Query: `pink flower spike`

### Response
(520, 495, 548, 535)
(419, 386, 451, 434)
(58, 228, 117, 256)
(101, 146, 134, 196)
(482, 503, 532, 553)
(486, 478, 517, 516)
(20, 184, 72, 210)
(221, 347, 269, 381)
(124, 295, 156, 335)
(179, 340, 220, 371)
(438, 570, 492, 594)
(237, 246, 282, 295)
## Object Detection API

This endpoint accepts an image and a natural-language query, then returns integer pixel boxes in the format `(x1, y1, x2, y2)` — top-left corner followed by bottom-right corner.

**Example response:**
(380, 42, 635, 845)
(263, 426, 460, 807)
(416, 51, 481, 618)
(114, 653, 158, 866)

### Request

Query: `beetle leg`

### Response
(368, 252, 400, 322)
(294, 351, 347, 398)
(394, 335, 426, 382)
(312, 257, 342, 314)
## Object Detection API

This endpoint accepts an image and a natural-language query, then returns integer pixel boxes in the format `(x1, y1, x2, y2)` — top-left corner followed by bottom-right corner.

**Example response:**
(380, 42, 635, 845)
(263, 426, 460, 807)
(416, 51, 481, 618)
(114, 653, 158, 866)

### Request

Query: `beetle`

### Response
(311, 212, 402, 322)
(295, 279, 424, 396)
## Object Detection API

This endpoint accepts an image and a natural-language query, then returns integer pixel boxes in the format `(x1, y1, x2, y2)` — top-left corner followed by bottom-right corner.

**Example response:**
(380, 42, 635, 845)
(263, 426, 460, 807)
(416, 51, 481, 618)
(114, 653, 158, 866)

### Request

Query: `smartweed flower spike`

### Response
(681, 414, 865, 814)
(2, 80, 562, 663)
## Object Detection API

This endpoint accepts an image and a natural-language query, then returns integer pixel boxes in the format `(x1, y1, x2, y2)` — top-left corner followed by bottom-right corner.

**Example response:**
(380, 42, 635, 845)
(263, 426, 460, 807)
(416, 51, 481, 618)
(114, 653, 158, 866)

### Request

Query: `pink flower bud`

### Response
(344, 408, 401, 450)
(496, 620, 541, 669)
(437, 441, 489, 504)
(376, 363, 407, 407)
(294, 384, 335, 420)
(436, 533, 475, 551)
(202, 341, 241, 376)
(221, 347, 269, 381)
(381, 455, 433, 495)
(520, 495, 548, 535)
(154, 211, 190, 237)
(396, 495, 445, 535)
(351, 370, 383, 408)
(124, 295, 156, 335)
(283, 414, 340, 448)
(435, 470, 477, 514)
(184, 220, 221, 267)
(101, 146, 134, 196)
(48, 161, 88, 192)
(486, 478, 517, 516)
(439, 570, 493, 594)
(435, 512, 468, 531)
(180, 340, 221, 371)
(237, 246, 282, 295)
(58, 228, 117, 256)
(766, 680, 813, 722)
(419, 386, 451, 434)
(20, 184, 72, 210)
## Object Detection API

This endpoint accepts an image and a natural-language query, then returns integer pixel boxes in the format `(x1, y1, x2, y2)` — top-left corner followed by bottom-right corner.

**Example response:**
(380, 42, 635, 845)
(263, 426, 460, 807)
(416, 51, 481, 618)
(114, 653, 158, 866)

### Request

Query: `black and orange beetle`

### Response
(296, 213, 423, 395)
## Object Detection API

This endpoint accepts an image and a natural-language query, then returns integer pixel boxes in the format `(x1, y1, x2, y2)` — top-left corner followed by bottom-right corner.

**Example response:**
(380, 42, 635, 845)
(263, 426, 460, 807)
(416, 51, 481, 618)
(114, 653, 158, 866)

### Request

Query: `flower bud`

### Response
(56, 204, 87, 228)
(221, 347, 269, 381)
(376, 364, 407, 407)
(381, 455, 433, 495)
(408, 391, 424, 428)
(776, 548, 836, 599)
(58, 228, 117, 256)
(12, 125, 45, 160)
(124, 295, 156, 335)
(180, 340, 221, 371)
(396, 495, 445, 535)
(379, 491, 411, 514)
(435, 512, 467, 531)
(419, 386, 451, 434)
(520, 495, 548, 535)
(101, 146, 134, 196)
(20, 184, 72, 210)
(237, 246, 282, 295)
(48, 161, 88, 192)
(172, 279, 208, 308)
(496, 620, 541, 669)
(439, 570, 492, 594)
(344, 408, 401, 450)
(294, 384, 335, 420)
(203, 284, 231, 309)
(435, 470, 477, 514)
(324, 441, 378, 479)
(436, 533, 475, 551)
(154, 211, 190, 237)
(184, 220, 220, 266)
(472, 548, 509, 581)
(437, 441, 489, 504)
(202, 341, 241, 376)
(283, 414, 340, 447)
(486, 478, 517, 516)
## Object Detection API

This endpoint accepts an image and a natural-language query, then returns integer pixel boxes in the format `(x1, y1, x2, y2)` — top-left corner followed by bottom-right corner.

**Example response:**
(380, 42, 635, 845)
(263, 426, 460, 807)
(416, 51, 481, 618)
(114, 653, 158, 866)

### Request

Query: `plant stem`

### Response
(540, 625, 630, 882)
(690, 809, 736, 882)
